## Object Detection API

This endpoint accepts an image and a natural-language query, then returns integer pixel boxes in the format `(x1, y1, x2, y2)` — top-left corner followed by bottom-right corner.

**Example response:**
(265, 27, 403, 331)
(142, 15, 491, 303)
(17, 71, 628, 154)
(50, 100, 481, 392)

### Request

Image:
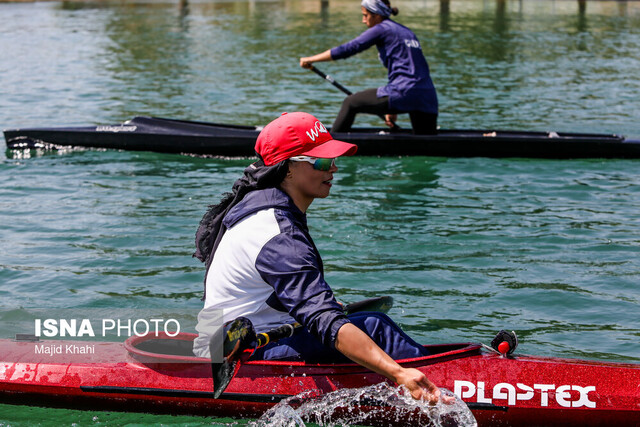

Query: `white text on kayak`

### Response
(454, 380, 596, 408)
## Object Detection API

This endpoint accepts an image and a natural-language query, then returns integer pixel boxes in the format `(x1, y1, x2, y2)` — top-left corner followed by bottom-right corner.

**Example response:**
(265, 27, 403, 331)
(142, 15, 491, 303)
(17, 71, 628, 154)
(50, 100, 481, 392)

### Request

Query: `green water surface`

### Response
(1, 0, 639, 425)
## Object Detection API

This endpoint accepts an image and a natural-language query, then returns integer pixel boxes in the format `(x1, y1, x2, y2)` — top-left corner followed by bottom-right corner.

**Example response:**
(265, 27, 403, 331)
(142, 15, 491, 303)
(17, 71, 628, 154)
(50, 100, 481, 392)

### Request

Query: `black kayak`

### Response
(4, 116, 640, 159)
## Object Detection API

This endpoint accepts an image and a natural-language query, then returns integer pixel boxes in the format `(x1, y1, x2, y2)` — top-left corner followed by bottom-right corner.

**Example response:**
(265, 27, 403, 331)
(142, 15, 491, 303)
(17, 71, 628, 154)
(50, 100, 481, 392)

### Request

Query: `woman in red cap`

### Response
(193, 112, 449, 403)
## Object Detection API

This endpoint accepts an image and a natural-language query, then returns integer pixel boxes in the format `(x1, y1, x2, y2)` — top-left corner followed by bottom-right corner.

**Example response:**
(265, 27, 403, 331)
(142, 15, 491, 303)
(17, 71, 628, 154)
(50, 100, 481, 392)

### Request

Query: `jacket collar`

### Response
(223, 187, 306, 229)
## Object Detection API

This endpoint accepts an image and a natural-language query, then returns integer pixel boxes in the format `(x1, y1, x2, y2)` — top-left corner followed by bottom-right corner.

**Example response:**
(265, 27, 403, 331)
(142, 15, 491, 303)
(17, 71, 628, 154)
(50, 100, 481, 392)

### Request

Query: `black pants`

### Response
(331, 88, 438, 135)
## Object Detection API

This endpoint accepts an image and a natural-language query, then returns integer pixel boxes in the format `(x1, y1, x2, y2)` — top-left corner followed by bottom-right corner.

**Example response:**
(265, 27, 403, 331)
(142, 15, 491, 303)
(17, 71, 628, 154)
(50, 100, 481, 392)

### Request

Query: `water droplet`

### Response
(249, 383, 476, 427)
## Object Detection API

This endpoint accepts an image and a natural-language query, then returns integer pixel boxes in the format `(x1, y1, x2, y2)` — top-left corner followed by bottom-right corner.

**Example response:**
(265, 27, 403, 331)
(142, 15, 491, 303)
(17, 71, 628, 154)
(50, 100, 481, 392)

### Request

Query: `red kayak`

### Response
(0, 332, 638, 426)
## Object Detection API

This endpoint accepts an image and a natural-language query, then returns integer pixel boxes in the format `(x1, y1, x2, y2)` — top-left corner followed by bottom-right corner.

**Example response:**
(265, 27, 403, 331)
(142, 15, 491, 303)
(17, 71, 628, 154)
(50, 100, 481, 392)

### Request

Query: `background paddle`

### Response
(210, 295, 393, 398)
(310, 65, 353, 96)
(343, 295, 393, 315)
(308, 66, 399, 131)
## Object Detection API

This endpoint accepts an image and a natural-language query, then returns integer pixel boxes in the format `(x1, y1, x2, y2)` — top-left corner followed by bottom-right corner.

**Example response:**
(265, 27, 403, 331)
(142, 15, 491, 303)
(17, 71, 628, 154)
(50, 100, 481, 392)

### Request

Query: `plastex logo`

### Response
(306, 121, 328, 142)
(454, 380, 596, 408)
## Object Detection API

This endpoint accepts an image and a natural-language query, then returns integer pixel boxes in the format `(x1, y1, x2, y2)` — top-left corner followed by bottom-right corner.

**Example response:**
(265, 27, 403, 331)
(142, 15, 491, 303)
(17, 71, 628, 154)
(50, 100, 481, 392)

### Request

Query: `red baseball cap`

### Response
(255, 112, 358, 166)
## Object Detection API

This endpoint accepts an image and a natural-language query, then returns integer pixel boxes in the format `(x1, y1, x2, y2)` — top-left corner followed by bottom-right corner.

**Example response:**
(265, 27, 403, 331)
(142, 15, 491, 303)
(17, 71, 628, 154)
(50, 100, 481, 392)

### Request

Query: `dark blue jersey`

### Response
(331, 19, 438, 114)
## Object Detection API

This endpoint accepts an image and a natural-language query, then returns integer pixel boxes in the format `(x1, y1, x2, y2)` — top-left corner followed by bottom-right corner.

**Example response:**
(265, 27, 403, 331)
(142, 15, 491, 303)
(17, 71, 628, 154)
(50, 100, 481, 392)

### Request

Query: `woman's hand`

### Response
(384, 114, 397, 128)
(299, 50, 332, 69)
(394, 367, 455, 404)
(335, 323, 453, 404)
(300, 57, 313, 69)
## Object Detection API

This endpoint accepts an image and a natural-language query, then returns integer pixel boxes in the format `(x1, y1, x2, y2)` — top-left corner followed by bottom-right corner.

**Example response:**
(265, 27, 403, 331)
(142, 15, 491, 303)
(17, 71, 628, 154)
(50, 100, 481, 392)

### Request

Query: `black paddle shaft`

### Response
(254, 296, 393, 347)
(344, 295, 393, 315)
(310, 66, 353, 96)
(256, 323, 297, 348)
(308, 66, 398, 130)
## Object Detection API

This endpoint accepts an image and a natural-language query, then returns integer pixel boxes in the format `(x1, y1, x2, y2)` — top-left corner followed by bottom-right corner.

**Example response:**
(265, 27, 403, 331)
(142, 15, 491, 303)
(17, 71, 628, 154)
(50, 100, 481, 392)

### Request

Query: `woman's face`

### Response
(282, 160, 339, 212)
(362, 7, 383, 28)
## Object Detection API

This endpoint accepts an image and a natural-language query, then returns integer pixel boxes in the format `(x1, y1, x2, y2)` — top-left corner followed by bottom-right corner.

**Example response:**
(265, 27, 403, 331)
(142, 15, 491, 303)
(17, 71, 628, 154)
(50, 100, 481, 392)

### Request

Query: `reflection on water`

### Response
(2, 0, 639, 138)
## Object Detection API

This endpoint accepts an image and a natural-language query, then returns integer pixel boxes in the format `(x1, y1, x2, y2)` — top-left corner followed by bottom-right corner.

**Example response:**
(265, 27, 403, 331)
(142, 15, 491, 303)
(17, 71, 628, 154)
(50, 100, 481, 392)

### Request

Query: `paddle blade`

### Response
(211, 360, 239, 399)
(344, 296, 394, 315)
(210, 317, 257, 398)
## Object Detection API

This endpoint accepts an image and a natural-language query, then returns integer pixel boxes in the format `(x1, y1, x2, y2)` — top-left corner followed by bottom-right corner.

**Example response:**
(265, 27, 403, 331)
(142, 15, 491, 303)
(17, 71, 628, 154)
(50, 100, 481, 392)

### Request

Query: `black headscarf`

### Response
(193, 158, 290, 290)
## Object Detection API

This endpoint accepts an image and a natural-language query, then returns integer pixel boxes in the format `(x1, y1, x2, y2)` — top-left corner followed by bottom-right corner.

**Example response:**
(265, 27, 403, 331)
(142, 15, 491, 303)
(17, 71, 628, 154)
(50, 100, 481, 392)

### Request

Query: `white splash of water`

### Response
(250, 383, 477, 427)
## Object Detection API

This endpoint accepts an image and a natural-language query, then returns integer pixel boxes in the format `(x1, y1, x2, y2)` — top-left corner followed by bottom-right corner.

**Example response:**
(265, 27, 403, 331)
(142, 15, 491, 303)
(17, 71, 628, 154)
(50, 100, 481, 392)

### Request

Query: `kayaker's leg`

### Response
(250, 312, 428, 362)
(347, 312, 429, 359)
(332, 89, 389, 133)
(250, 327, 335, 362)
(409, 111, 438, 135)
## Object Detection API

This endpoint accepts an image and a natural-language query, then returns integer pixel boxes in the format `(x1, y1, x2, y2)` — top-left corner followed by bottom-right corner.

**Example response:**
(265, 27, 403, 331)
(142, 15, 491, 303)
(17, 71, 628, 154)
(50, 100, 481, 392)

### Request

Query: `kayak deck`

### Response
(5, 116, 640, 159)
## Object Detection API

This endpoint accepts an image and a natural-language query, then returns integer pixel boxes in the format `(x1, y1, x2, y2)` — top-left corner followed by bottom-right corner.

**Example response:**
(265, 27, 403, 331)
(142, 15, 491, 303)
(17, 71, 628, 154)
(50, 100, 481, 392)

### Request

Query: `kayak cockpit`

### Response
(124, 332, 483, 366)
(125, 332, 206, 363)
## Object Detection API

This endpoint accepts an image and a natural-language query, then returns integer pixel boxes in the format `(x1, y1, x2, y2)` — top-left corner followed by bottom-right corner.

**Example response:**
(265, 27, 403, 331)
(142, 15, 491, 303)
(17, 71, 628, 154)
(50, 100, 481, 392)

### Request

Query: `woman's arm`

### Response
(335, 322, 453, 404)
(300, 24, 384, 69)
(256, 229, 448, 402)
(300, 49, 333, 69)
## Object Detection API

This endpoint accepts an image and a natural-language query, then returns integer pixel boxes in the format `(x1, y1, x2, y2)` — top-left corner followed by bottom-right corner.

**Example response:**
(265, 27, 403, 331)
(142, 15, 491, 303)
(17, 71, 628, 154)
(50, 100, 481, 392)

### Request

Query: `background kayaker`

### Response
(193, 112, 451, 403)
(299, 0, 438, 135)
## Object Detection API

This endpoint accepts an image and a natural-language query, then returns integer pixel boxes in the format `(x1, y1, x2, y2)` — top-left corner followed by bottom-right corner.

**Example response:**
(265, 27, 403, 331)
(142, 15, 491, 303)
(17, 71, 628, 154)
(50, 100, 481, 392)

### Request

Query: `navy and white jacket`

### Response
(331, 19, 438, 114)
(193, 188, 349, 358)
